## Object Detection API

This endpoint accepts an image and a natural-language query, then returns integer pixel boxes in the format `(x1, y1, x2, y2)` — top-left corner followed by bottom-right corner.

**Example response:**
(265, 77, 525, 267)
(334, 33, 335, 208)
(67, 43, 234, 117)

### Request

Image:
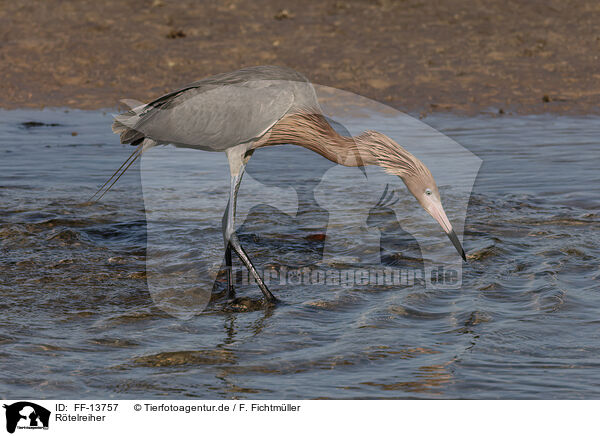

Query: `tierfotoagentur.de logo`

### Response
(2, 402, 50, 434)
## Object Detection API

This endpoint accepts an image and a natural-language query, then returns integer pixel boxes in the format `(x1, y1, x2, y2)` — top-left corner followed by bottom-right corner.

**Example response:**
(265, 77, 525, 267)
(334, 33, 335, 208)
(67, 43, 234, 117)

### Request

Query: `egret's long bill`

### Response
(427, 202, 467, 262)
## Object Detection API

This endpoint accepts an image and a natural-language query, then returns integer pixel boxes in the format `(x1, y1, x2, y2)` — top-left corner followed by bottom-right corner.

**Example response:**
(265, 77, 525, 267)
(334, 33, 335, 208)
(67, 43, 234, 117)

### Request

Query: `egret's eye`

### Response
(425, 188, 433, 196)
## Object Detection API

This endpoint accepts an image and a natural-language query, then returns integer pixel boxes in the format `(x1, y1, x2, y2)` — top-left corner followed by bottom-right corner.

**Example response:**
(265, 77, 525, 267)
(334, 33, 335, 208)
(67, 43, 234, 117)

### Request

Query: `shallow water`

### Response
(0, 108, 599, 399)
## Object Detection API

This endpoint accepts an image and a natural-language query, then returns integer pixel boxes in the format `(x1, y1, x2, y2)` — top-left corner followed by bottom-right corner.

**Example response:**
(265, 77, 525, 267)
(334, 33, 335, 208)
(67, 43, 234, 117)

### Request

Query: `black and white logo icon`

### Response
(3, 402, 50, 434)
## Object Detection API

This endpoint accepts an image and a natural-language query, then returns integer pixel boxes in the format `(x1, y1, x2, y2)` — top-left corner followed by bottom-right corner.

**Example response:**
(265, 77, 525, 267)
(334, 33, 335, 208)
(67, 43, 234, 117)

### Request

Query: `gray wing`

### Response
(113, 66, 319, 150)
(116, 81, 295, 151)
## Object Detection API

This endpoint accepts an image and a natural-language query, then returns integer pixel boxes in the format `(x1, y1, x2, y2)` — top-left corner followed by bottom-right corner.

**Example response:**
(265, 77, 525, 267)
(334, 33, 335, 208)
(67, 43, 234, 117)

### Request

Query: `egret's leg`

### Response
(221, 206, 235, 298)
(224, 150, 278, 303)
(224, 242, 234, 299)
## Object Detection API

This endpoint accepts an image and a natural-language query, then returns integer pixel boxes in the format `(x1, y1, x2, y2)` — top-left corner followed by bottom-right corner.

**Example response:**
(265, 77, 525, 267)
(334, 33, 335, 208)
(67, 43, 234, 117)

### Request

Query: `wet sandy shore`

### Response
(1, 0, 599, 115)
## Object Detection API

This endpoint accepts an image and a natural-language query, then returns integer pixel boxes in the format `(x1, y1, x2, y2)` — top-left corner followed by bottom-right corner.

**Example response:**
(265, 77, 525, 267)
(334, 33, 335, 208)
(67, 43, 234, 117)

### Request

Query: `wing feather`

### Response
(113, 66, 318, 150)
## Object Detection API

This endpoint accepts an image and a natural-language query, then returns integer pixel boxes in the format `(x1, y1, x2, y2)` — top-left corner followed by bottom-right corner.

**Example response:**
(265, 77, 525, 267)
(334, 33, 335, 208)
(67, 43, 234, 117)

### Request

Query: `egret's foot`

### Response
(224, 295, 280, 312)
(256, 281, 278, 303)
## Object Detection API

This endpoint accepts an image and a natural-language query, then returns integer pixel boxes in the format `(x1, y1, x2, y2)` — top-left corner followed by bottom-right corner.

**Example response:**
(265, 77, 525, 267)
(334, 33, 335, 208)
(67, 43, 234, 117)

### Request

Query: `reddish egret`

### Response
(94, 66, 466, 303)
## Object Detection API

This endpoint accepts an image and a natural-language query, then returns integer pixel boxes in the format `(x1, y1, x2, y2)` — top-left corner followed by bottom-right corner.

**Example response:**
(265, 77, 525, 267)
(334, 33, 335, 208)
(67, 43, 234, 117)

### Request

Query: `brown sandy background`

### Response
(1, 0, 598, 114)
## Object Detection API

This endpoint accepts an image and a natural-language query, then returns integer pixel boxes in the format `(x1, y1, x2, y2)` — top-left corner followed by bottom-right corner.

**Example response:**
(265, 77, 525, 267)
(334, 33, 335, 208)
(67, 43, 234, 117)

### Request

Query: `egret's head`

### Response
(366, 132, 467, 261)
(400, 157, 466, 262)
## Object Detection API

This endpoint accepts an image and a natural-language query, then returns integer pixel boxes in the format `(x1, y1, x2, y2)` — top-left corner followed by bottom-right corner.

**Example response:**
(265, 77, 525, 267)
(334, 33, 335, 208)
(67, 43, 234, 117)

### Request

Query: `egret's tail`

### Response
(112, 99, 148, 146)
(90, 99, 155, 203)
(88, 138, 154, 203)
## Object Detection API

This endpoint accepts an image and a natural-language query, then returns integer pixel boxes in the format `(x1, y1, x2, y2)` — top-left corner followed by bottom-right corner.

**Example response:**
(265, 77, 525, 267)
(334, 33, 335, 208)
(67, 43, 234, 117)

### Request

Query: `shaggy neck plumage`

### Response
(255, 112, 424, 179)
